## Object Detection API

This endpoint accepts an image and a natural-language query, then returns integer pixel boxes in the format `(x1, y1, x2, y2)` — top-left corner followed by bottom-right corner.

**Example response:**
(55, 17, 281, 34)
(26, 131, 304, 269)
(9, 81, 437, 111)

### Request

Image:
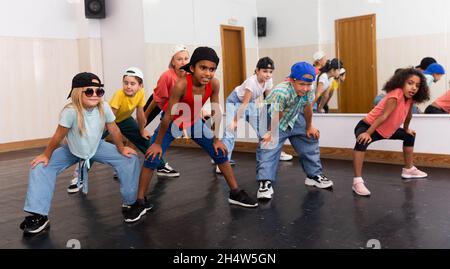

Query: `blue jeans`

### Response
(24, 140, 141, 216)
(143, 119, 228, 169)
(221, 91, 265, 161)
(256, 113, 323, 183)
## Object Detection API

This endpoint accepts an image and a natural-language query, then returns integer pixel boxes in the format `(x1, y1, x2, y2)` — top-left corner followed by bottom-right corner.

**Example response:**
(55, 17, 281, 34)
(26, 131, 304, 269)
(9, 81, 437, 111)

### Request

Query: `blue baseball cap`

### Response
(424, 63, 445, 75)
(289, 62, 316, 82)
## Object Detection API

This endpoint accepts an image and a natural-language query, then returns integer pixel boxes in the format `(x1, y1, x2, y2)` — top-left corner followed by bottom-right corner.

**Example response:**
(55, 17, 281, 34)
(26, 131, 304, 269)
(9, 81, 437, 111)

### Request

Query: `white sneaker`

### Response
(279, 151, 293, 161)
(401, 166, 428, 179)
(215, 165, 222, 174)
(257, 180, 274, 200)
(67, 177, 83, 194)
(305, 175, 333, 189)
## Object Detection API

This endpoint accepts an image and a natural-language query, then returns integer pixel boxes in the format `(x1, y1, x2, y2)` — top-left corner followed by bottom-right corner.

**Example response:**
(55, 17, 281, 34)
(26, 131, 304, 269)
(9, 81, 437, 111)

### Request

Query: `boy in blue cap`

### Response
(256, 62, 333, 200)
(423, 63, 445, 87)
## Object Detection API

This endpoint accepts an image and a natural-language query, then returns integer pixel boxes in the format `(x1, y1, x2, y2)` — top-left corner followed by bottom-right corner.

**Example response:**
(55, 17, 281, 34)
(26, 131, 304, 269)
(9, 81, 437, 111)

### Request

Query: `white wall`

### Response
(319, 0, 450, 43)
(143, 0, 258, 48)
(256, 0, 319, 48)
(0, 0, 102, 144)
(99, 0, 146, 101)
(141, 0, 259, 108)
(0, 0, 100, 38)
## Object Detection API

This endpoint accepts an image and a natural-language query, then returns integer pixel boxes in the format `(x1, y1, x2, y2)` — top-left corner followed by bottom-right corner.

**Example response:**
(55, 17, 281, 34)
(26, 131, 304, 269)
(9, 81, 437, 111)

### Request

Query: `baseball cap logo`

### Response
(302, 74, 314, 80)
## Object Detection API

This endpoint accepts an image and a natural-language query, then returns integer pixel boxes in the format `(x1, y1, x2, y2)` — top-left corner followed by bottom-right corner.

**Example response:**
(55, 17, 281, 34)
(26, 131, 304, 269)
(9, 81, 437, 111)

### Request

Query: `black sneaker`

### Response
(156, 163, 180, 177)
(123, 199, 153, 223)
(113, 171, 119, 180)
(305, 174, 333, 189)
(122, 197, 153, 213)
(67, 177, 83, 194)
(228, 190, 258, 208)
(19, 214, 50, 234)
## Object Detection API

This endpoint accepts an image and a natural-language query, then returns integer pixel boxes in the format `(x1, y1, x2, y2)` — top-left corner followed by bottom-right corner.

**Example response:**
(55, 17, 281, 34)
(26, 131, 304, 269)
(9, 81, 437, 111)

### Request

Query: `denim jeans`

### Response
(24, 140, 140, 216)
(143, 118, 228, 169)
(221, 91, 264, 161)
(256, 113, 323, 183)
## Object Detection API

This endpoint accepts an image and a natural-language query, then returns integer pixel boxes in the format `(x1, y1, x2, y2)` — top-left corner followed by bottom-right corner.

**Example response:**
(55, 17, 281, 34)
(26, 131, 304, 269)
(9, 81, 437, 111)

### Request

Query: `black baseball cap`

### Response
(181, 47, 219, 73)
(416, 57, 436, 70)
(68, 72, 104, 98)
(256, 57, 275, 69)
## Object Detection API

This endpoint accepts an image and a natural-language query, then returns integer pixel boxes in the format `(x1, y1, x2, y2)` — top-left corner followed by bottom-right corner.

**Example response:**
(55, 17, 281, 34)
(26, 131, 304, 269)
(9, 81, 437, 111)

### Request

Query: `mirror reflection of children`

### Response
(423, 63, 445, 87)
(317, 67, 346, 113)
(312, 58, 343, 113)
(425, 88, 450, 114)
(312, 51, 327, 75)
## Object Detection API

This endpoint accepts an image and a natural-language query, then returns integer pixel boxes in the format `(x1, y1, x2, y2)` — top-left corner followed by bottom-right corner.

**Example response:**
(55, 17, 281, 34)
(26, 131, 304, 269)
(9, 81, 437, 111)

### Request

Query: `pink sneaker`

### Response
(401, 166, 427, 179)
(352, 178, 371, 196)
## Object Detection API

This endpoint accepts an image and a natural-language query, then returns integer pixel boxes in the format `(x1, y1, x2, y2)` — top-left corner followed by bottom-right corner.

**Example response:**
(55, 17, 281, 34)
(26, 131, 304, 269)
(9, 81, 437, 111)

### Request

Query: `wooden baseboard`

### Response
(2, 138, 449, 169)
(0, 138, 51, 153)
(172, 139, 450, 169)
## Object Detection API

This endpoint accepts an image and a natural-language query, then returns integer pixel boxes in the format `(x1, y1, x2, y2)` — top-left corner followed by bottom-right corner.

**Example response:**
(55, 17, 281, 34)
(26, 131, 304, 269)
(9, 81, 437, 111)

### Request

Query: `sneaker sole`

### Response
(67, 185, 82, 194)
(211, 160, 236, 166)
(279, 157, 293, 161)
(257, 189, 274, 200)
(401, 174, 428, 179)
(156, 172, 180, 177)
(228, 199, 258, 208)
(257, 193, 273, 200)
(23, 220, 50, 234)
(124, 208, 148, 223)
(305, 178, 333, 189)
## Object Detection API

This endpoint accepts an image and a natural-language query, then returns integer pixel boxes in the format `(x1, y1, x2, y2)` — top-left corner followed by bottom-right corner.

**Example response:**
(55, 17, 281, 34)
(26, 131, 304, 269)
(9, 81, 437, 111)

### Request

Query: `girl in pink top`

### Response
(352, 68, 430, 197)
(424, 89, 450, 114)
(144, 44, 190, 123)
(142, 45, 190, 177)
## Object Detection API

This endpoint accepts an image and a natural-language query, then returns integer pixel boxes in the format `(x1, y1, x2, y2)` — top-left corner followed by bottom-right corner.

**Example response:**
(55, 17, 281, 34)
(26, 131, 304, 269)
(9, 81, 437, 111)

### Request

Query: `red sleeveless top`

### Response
(163, 74, 212, 128)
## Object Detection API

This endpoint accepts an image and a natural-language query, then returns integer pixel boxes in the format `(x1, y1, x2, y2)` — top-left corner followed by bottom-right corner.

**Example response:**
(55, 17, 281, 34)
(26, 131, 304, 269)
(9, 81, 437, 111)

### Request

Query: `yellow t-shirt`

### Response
(109, 88, 145, 123)
(329, 78, 339, 95)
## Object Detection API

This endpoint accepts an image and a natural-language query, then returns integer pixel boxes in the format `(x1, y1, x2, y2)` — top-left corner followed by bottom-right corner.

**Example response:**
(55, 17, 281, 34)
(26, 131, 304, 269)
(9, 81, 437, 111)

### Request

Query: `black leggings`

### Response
(143, 94, 162, 127)
(424, 105, 448, 114)
(353, 120, 415, 151)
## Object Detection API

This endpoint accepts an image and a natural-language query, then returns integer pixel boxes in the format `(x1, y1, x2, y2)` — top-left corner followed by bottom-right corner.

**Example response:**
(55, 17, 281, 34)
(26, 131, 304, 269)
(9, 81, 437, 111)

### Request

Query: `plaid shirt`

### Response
(265, 81, 314, 131)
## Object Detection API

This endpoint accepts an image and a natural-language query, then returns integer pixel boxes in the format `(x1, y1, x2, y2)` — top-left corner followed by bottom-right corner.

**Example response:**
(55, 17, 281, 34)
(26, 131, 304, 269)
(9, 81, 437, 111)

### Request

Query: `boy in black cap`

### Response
(415, 57, 437, 72)
(124, 47, 258, 223)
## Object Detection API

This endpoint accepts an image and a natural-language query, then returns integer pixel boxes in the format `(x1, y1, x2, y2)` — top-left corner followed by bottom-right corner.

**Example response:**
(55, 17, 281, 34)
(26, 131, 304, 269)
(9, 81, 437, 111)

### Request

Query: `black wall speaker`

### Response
(257, 17, 267, 37)
(85, 0, 106, 19)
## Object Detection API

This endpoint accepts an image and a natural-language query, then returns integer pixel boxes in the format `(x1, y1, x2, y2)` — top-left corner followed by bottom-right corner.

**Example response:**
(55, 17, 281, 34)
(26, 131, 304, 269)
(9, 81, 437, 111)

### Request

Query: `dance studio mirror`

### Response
(256, 0, 450, 114)
(142, 0, 450, 115)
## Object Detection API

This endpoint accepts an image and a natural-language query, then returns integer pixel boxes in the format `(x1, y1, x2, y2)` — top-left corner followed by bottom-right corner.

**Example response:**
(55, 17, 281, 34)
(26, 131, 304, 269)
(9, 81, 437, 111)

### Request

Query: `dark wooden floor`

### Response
(1, 146, 450, 249)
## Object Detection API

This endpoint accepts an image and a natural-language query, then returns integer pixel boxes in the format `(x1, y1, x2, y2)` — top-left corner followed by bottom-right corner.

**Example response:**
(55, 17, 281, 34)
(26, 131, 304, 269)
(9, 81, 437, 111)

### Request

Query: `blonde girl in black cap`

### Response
(20, 72, 141, 234)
